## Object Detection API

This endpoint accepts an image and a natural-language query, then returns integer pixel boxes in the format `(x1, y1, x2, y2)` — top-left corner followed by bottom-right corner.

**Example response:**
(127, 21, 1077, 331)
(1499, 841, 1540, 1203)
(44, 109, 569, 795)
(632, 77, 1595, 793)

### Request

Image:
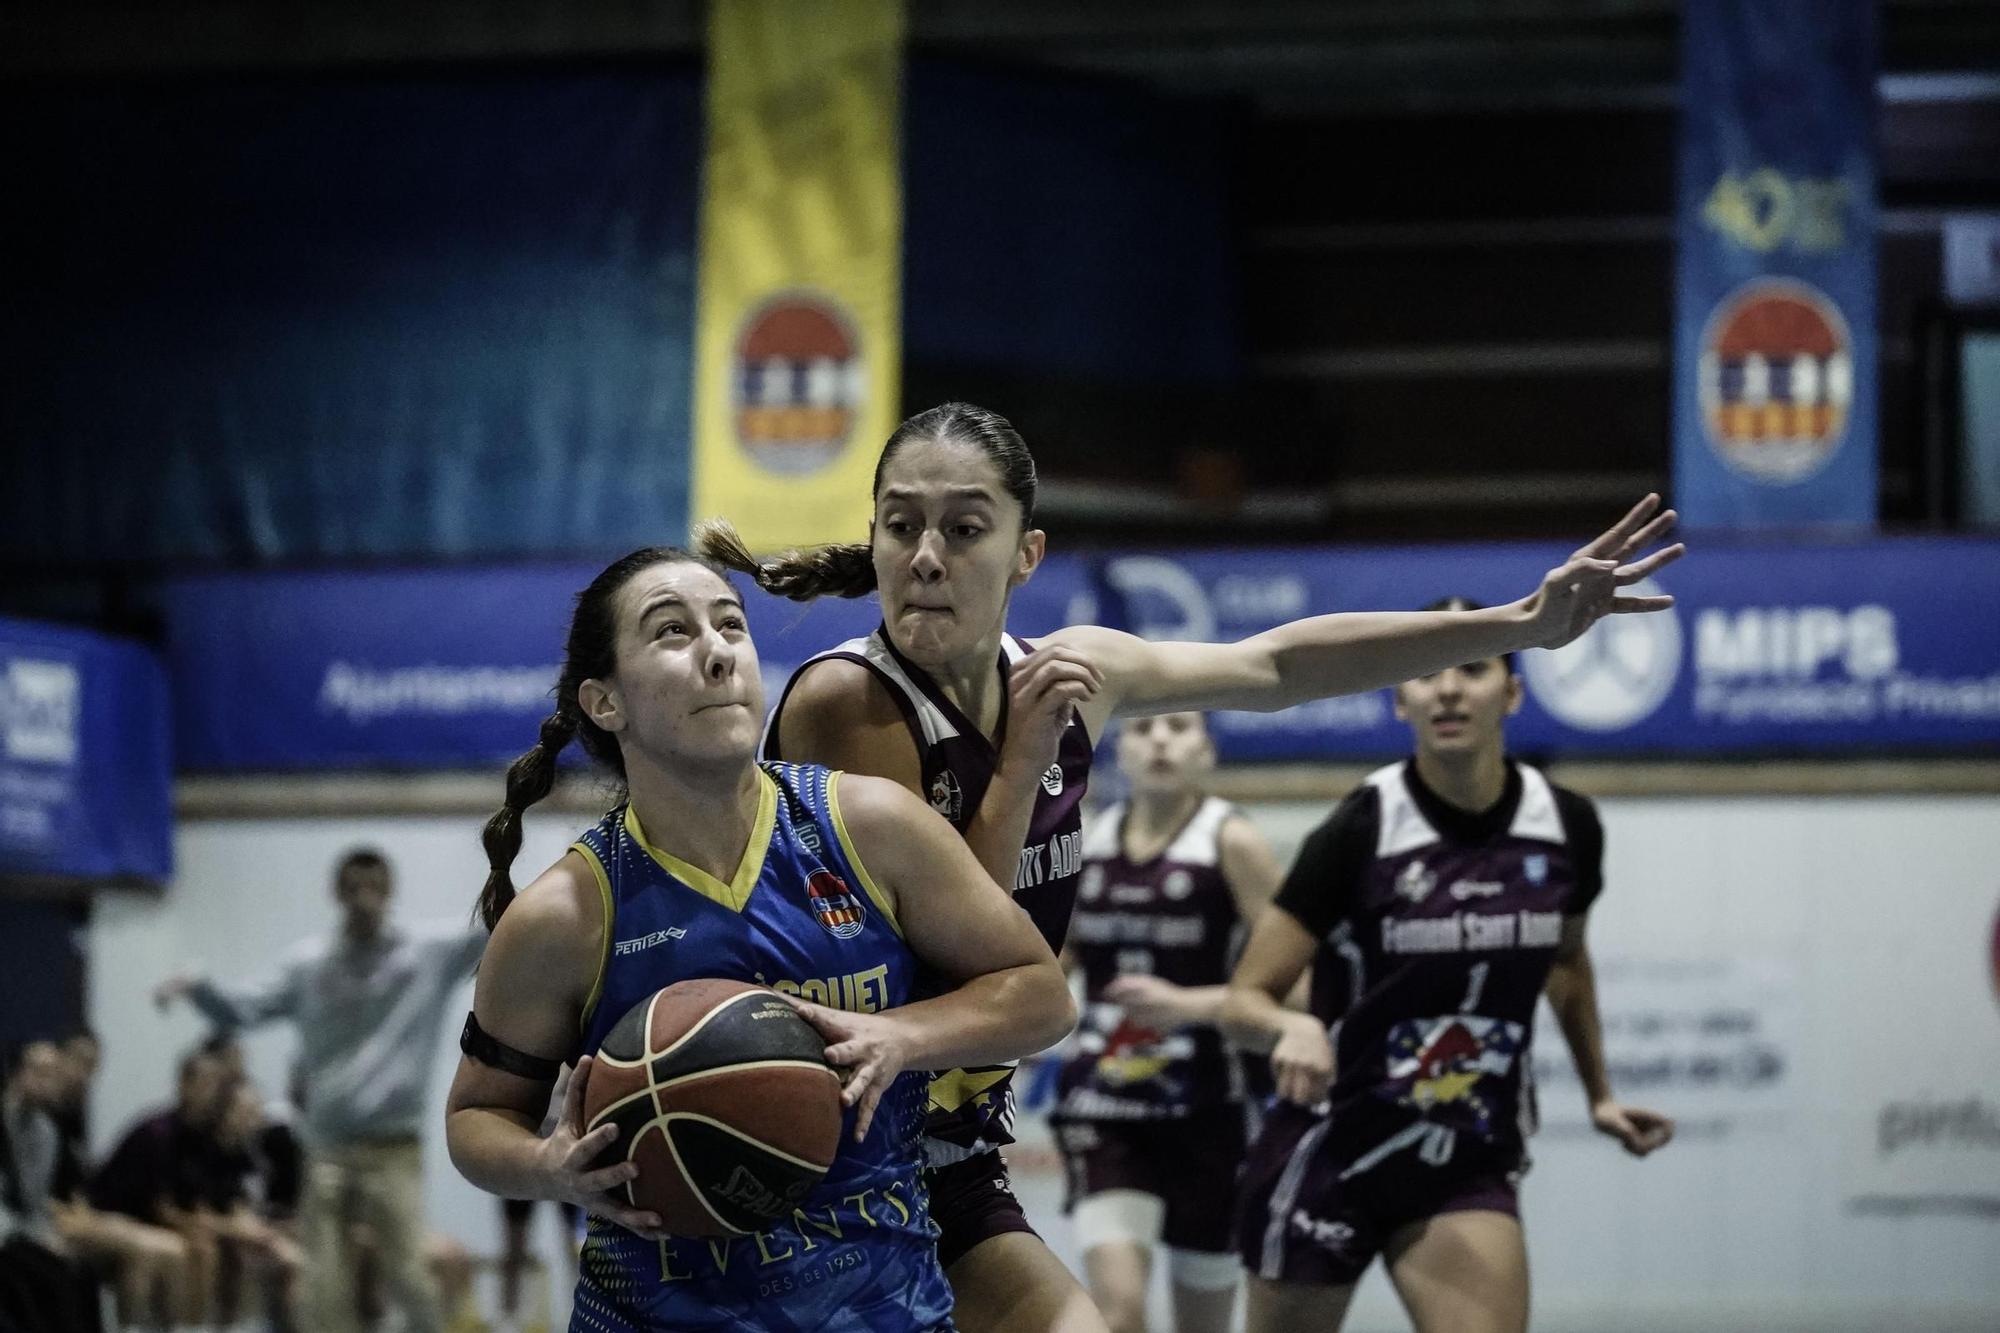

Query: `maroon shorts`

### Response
(1236, 1103, 1522, 1287)
(1054, 1109, 1247, 1254)
(924, 1151, 1040, 1271)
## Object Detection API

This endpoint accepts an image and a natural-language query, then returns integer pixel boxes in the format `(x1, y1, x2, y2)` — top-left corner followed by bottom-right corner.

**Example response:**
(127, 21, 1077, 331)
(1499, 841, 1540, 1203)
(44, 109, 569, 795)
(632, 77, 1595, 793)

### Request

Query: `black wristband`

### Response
(460, 1012, 563, 1082)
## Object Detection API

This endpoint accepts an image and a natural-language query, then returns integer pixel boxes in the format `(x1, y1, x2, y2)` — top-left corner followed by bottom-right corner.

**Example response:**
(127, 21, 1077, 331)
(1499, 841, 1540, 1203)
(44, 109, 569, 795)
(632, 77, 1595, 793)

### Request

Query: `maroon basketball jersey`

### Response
(766, 624, 1094, 1161)
(1273, 760, 1603, 1176)
(1056, 796, 1250, 1122)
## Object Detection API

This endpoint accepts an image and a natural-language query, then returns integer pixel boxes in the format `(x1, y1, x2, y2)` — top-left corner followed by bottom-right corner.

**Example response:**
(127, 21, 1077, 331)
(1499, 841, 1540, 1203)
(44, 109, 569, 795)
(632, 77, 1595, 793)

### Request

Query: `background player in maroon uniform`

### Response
(699, 402, 1682, 1333)
(1054, 711, 1284, 1333)
(1222, 602, 1675, 1333)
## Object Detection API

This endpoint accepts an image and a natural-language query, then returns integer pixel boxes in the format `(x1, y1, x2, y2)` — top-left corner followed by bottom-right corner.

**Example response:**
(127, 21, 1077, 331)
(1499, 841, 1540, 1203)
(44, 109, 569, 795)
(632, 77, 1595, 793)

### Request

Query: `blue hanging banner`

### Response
(1672, 0, 1879, 528)
(0, 618, 173, 884)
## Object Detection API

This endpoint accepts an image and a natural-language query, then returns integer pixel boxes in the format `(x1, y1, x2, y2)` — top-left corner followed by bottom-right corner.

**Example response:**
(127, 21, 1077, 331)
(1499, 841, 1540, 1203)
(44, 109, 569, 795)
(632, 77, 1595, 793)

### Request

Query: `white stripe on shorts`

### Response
(1258, 1115, 1332, 1280)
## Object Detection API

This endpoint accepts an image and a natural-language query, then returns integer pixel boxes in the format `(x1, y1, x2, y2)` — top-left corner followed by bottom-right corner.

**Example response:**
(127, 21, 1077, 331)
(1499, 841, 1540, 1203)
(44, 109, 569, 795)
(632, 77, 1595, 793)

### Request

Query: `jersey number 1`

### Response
(1460, 960, 1490, 1012)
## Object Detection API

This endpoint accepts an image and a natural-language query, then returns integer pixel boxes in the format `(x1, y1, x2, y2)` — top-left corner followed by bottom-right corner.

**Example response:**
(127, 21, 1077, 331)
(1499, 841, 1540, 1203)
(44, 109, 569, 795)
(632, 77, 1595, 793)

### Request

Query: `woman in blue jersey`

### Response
(695, 402, 1684, 1333)
(443, 546, 1075, 1333)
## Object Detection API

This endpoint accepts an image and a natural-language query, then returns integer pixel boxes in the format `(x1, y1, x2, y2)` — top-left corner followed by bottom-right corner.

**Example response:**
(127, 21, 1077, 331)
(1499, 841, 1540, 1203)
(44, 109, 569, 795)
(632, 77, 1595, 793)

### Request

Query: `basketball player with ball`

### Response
(699, 402, 1684, 1333)
(443, 546, 1075, 1332)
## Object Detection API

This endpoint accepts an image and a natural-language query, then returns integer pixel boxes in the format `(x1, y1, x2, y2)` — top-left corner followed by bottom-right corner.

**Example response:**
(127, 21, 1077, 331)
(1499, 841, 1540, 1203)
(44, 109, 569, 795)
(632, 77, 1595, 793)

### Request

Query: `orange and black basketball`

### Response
(581, 978, 844, 1236)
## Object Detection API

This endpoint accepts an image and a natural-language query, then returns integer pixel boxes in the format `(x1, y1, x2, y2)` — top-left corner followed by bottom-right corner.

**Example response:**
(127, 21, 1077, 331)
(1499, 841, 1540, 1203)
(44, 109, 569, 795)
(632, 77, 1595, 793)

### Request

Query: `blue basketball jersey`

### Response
(567, 761, 953, 1333)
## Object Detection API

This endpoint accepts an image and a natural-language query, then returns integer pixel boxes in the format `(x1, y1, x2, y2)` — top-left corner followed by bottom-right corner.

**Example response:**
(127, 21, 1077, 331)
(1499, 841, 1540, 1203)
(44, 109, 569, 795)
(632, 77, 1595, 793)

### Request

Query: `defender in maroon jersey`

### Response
(700, 404, 1682, 1333)
(1223, 603, 1676, 1333)
(1051, 712, 1283, 1333)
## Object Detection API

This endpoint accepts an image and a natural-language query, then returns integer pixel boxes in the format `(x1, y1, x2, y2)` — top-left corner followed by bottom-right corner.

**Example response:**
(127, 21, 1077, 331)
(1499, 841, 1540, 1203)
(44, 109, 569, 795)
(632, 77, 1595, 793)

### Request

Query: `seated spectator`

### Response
(207, 1081, 302, 1328)
(1, 1038, 101, 1333)
(90, 1046, 236, 1323)
(45, 1029, 194, 1331)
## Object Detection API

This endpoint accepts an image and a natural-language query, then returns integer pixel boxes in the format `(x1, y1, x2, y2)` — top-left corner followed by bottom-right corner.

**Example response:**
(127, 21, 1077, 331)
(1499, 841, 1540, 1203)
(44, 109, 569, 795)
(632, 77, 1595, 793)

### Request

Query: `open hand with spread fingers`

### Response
(1522, 494, 1686, 651)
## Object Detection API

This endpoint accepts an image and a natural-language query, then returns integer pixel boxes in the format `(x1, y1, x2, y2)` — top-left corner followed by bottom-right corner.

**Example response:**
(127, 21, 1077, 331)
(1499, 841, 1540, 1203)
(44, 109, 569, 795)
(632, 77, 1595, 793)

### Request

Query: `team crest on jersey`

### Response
(805, 869, 866, 940)
(1162, 869, 1195, 901)
(1523, 854, 1548, 885)
(1041, 763, 1064, 796)
(929, 769, 963, 822)
(1394, 860, 1437, 905)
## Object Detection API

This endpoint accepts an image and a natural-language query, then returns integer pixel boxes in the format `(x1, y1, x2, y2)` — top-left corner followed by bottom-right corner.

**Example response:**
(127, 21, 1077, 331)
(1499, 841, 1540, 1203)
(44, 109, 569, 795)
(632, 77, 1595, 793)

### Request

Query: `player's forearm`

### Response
(961, 761, 1044, 893)
(188, 976, 291, 1029)
(892, 961, 1075, 1070)
(1220, 984, 1291, 1053)
(1243, 605, 1538, 711)
(445, 1106, 552, 1201)
(1160, 984, 1230, 1026)
(1546, 957, 1613, 1106)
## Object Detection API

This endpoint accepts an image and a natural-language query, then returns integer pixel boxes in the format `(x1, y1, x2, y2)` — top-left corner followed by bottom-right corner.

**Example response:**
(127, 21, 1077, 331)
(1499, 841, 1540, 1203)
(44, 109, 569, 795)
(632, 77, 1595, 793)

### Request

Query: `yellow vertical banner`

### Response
(690, 0, 905, 550)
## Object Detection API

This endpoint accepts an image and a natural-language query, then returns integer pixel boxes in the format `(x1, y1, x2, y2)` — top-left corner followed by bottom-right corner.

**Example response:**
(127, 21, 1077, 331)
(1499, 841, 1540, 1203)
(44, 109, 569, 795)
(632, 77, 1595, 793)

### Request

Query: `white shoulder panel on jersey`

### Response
(1508, 764, 1568, 845)
(1368, 763, 1440, 859)
(1081, 803, 1125, 859)
(1164, 795, 1234, 868)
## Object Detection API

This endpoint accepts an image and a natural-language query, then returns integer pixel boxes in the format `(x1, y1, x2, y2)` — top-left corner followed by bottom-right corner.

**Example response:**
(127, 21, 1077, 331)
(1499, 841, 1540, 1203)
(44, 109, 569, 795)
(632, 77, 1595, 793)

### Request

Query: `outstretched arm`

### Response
(1544, 916, 1674, 1158)
(1057, 495, 1683, 725)
(156, 963, 302, 1031)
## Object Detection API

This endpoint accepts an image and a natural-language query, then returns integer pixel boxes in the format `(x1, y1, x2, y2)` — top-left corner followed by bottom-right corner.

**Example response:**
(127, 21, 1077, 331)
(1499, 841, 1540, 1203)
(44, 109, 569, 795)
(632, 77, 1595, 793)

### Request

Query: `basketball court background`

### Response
(6, 3, 2000, 1330)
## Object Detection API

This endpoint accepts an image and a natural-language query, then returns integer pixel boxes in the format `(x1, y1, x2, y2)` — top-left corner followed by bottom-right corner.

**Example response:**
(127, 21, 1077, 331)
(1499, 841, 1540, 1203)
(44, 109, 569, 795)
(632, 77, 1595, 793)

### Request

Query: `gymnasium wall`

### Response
(83, 787, 2000, 1324)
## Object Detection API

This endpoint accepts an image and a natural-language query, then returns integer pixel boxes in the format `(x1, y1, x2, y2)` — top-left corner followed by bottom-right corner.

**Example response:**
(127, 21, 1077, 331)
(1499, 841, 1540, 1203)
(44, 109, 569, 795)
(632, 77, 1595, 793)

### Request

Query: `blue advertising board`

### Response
(161, 555, 1098, 771)
(0, 618, 173, 882)
(160, 538, 1999, 771)
(1080, 537, 2000, 759)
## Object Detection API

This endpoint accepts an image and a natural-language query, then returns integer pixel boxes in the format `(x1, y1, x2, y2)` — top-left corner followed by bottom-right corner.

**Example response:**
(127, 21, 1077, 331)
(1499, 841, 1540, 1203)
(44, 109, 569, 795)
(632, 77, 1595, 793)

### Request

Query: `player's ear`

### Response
(579, 677, 624, 734)
(1009, 529, 1046, 590)
(1504, 672, 1524, 717)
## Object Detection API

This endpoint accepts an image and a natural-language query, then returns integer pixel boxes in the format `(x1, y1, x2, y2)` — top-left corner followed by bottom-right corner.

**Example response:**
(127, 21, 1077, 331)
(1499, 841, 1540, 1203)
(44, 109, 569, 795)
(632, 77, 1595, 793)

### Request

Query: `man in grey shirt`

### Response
(156, 847, 484, 1333)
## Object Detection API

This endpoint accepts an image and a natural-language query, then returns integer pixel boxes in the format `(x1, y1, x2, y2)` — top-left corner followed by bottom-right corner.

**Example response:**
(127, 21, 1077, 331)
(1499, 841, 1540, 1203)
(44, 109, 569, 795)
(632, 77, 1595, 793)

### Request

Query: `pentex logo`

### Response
(1, 657, 81, 766)
(1522, 580, 1683, 733)
(731, 290, 865, 476)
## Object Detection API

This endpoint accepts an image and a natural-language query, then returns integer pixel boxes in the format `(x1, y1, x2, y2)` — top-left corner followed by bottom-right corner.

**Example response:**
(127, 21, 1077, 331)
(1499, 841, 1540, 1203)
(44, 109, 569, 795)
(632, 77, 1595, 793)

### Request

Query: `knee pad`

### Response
(1072, 1190, 1165, 1253)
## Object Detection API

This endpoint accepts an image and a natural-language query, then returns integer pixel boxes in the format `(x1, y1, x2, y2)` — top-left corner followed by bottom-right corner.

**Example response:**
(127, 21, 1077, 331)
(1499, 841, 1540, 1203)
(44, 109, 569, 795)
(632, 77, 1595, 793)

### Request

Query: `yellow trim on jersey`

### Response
(826, 771, 903, 939)
(623, 769, 777, 914)
(927, 1065, 1014, 1115)
(569, 842, 616, 1033)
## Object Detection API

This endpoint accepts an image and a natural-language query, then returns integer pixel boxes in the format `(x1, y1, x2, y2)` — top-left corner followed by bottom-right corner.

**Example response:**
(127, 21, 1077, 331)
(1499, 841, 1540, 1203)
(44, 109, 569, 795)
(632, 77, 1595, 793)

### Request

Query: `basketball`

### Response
(581, 979, 844, 1237)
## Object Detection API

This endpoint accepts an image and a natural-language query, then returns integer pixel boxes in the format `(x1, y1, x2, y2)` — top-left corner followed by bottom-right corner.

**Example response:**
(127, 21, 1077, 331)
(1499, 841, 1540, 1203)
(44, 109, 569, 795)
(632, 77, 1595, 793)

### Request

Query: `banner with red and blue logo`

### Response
(1672, 0, 1879, 529)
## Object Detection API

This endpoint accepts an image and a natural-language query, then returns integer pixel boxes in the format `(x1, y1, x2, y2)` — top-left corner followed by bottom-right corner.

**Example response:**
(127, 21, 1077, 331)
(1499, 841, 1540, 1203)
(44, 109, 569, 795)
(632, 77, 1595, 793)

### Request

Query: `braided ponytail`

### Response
(474, 544, 737, 930)
(693, 518, 877, 602)
(478, 707, 579, 930)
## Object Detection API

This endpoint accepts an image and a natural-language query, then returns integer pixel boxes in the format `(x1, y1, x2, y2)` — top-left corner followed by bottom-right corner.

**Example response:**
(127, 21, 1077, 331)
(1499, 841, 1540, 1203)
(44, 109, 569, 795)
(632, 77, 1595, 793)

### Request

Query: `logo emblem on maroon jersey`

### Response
(1394, 860, 1436, 905)
(805, 869, 865, 940)
(1040, 763, 1064, 796)
(731, 292, 865, 475)
(1162, 869, 1195, 901)
(1524, 854, 1549, 885)
(928, 769, 963, 822)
